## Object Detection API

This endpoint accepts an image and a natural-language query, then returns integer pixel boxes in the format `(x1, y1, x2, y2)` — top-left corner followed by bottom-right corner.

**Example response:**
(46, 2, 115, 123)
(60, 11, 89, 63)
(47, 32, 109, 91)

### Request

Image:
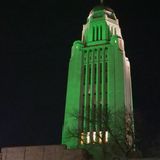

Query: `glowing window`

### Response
(93, 131, 96, 143)
(87, 132, 90, 144)
(80, 132, 84, 144)
(105, 131, 108, 143)
(99, 131, 103, 143)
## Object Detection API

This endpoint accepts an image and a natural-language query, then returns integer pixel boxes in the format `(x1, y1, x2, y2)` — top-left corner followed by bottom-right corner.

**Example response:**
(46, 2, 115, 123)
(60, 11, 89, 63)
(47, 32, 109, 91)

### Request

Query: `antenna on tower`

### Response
(100, 0, 103, 4)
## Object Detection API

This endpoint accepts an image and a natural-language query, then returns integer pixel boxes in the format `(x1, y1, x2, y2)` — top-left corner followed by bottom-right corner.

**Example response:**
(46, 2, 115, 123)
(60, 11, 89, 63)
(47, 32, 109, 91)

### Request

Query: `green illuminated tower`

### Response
(62, 6, 135, 158)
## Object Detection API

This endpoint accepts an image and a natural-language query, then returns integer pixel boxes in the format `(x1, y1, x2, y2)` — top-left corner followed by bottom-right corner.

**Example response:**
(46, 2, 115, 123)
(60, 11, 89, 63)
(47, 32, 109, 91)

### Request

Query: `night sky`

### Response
(0, 0, 160, 154)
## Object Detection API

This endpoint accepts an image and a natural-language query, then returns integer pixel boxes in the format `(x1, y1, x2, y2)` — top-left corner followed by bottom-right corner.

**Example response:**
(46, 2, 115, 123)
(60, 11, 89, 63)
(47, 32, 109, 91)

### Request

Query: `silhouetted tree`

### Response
(64, 108, 136, 160)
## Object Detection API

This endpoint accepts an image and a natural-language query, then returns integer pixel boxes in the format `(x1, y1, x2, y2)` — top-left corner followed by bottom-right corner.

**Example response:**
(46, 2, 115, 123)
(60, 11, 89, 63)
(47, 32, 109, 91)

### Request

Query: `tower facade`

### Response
(62, 6, 134, 152)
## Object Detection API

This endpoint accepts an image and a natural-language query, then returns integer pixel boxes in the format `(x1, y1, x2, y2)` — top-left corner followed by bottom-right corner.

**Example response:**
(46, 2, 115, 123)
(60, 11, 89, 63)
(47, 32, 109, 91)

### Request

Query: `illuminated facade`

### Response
(62, 6, 134, 151)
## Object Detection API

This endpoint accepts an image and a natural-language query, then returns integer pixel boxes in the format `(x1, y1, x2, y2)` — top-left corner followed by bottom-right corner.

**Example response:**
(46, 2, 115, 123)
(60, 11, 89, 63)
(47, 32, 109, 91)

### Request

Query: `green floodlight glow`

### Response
(62, 5, 135, 159)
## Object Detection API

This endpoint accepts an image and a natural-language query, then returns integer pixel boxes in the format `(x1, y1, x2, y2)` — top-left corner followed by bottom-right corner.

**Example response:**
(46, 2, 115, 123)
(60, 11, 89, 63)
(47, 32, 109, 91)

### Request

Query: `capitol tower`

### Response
(62, 5, 135, 158)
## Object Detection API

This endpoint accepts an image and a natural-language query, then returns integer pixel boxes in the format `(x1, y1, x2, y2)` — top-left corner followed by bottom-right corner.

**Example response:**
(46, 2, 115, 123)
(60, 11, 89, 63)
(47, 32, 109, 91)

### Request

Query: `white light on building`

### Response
(105, 131, 108, 143)
(93, 131, 96, 143)
(99, 131, 103, 143)
(86, 132, 90, 144)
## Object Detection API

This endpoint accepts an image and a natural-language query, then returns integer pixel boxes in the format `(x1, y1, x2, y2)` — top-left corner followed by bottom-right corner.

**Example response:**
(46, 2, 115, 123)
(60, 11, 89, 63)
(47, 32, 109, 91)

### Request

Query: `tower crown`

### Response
(88, 6, 116, 21)
(82, 6, 121, 47)
(88, 6, 105, 20)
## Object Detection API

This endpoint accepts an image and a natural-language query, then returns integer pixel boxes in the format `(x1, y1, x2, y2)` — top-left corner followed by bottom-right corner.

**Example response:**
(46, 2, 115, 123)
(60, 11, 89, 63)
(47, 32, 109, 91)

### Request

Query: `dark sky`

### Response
(0, 0, 160, 153)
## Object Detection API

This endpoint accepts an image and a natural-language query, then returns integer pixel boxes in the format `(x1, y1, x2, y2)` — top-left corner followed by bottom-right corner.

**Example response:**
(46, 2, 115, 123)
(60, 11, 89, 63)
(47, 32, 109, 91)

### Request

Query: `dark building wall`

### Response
(1, 145, 90, 160)
(1, 145, 159, 160)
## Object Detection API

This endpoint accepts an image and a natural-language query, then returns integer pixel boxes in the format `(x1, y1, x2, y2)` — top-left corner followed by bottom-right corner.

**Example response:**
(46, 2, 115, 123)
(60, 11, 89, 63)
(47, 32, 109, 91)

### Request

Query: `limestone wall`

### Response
(1, 145, 89, 160)
(1, 145, 160, 160)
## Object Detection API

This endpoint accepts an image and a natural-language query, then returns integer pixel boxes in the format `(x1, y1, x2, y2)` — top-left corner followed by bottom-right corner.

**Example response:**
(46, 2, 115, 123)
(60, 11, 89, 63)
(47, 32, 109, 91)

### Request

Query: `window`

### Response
(100, 63, 102, 83)
(99, 131, 103, 143)
(88, 65, 91, 84)
(105, 131, 108, 143)
(83, 66, 86, 85)
(114, 28, 117, 35)
(94, 64, 96, 84)
(87, 132, 90, 144)
(93, 131, 96, 143)
(100, 26, 102, 40)
(93, 27, 95, 41)
(96, 27, 99, 41)
(80, 132, 85, 144)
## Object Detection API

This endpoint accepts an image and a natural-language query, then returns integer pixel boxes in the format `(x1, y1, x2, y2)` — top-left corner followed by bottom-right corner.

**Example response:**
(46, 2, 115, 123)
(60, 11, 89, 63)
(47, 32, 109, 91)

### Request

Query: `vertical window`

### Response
(83, 65, 86, 85)
(99, 131, 103, 143)
(98, 104, 102, 131)
(88, 65, 91, 85)
(114, 28, 117, 35)
(80, 132, 84, 144)
(100, 26, 102, 40)
(105, 63, 107, 83)
(94, 64, 96, 84)
(105, 131, 108, 143)
(96, 26, 99, 41)
(93, 131, 96, 143)
(100, 63, 102, 84)
(111, 26, 113, 34)
(86, 105, 90, 131)
(92, 104, 96, 131)
(93, 27, 95, 41)
(87, 132, 90, 144)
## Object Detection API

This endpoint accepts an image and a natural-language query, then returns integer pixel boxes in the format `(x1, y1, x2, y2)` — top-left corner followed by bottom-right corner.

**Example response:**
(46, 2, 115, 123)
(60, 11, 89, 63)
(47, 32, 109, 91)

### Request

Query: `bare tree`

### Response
(64, 108, 136, 160)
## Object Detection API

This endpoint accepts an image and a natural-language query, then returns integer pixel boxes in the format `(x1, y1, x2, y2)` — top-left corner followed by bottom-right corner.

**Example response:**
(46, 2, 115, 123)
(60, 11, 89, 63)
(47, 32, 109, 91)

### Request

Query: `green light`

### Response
(62, 6, 135, 159)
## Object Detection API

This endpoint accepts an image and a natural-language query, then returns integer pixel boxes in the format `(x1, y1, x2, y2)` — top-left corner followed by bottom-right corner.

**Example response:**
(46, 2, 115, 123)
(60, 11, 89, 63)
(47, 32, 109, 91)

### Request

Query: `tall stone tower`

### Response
(62, 5, 134, 156)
